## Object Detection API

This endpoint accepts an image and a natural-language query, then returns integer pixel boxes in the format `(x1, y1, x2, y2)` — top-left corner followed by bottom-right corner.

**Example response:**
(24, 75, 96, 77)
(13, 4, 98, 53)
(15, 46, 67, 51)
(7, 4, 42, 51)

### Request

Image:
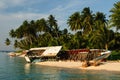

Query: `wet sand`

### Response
(35, 61, 120, 72)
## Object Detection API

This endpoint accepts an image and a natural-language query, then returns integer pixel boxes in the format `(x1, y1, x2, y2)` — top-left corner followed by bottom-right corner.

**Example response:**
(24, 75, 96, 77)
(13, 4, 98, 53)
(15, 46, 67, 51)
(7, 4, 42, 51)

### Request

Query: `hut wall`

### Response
(58, 49, 102, 61)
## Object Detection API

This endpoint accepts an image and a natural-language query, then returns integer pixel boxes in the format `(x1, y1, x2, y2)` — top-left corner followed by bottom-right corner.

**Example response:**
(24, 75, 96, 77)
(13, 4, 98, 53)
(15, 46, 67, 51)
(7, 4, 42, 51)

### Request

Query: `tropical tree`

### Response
(14, 40, 18, 49)
(6, 6, 119, 51)
(47, 15, 61, 46)
(94, 12, 108, 30)
(89, 26, 114, 50)
(67, 12, 82, 31)
(17, 39, 31, 50)
(109, 1, 120, 31)
(9, 29, 16, 38)
(36, 18, 48, 33)
(47, 15, 59, 37)
(81, 7, 93, 35)
(109, 32, 120, 50)
(5, 38, 11, 46)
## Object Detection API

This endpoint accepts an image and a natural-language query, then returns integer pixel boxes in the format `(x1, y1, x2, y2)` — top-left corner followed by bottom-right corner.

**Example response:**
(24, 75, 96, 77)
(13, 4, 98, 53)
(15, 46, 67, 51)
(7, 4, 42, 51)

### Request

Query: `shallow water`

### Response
(0, 52, 120, 80)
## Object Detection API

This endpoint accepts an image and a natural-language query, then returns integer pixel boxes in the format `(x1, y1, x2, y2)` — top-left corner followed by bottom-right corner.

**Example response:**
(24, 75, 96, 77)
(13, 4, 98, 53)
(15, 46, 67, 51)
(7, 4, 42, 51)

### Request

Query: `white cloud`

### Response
(50, 0, 95, 13)
(0, 0, 27, 9)
(0, 0, 45, 11)
(0, 12, 49, 30)
(49, 0, 95, 29)
(0, 1, 6, 9)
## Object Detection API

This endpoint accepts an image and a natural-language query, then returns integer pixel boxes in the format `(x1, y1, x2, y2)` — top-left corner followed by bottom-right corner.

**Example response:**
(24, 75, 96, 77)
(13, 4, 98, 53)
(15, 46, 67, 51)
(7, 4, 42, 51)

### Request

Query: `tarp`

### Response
(40, 46, 62, 57)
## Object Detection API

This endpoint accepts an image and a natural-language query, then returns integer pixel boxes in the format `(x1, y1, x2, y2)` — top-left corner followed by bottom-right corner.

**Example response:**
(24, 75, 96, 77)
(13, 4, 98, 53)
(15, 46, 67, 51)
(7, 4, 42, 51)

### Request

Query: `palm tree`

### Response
(94, 12, 108, 30)
(47, 15, 59, 37)
(109, 1, 120, 31)
(5, 38, 11, 46)
(14, 40, 18, 49)
(47, 15, 60, 46)
(9, 29, 16, 38)
(88, 12, 110, 50)
(17, 39, 31, 50)
(89, 26, 113, 50)
(110, 32, 120, 50)
(81, 7, 94, 35)
(36, 18, 48, 33)
(67, 12, 82, 31)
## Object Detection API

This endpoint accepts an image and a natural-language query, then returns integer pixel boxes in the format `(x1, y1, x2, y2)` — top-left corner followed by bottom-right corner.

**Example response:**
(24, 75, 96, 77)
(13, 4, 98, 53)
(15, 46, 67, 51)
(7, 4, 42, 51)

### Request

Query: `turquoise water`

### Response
(0, 52, 120, 80)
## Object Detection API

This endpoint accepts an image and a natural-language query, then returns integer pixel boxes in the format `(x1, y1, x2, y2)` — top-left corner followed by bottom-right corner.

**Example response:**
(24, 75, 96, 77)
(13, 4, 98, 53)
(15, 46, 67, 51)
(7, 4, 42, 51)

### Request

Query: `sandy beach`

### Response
(35, 61, 120, 72)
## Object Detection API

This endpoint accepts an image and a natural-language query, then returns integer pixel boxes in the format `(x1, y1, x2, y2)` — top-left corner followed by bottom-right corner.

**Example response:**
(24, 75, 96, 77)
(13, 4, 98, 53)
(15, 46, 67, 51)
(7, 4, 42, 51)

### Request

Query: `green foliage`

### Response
(110, 1, 120, 31)
(6, 4, 120, 57)
(108, 50, 120, 60)
(5, 38, 11, 46)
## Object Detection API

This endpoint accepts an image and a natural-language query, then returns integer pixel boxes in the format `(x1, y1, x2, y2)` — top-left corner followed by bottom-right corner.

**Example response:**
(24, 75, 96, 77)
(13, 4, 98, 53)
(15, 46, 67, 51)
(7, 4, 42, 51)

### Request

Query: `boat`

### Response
(24, 46, 111, 64)
(25, 46, 62, 63)
(93, 50, 111, 61)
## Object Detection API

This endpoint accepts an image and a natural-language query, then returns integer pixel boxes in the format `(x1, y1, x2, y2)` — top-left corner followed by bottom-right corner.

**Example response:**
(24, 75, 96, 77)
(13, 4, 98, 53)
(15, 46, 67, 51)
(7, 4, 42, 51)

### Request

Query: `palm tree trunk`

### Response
(105, 43, 108, 50)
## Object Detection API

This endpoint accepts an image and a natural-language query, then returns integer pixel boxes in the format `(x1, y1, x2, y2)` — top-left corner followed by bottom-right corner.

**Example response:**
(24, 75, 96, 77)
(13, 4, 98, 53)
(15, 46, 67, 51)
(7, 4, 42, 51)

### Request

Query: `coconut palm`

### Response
(109, 1, 120, 31)
(47, 15, 60, 46)
(94, 12, 108, 30)
(17, 39, 31, 50)
(9, 29, 16, 38)
(47, 15, 59, 37)
(5, 38, 11, 46)
(81, 7, 94, 35)
(110, 32, 120, 50)
(36, 18, 48, 33)
(89, 26, 114, 50)
(67, 12, 82, 31)
(14, 40, 18, 49)
(88, 12, 110, 49)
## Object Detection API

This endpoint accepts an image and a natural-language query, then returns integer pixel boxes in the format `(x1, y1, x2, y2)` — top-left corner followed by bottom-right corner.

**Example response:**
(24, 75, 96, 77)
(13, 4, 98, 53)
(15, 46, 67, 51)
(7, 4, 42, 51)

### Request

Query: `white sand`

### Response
(35, 61, 120, 72)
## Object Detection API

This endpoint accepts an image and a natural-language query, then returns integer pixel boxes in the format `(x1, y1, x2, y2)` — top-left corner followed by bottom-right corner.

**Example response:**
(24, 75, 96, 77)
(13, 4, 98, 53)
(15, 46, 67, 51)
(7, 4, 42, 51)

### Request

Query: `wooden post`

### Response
(82, 60, 90, 67)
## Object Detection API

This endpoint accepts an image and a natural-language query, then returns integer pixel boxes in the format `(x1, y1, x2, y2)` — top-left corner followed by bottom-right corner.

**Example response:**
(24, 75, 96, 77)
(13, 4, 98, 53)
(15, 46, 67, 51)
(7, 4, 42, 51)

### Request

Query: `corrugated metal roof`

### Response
(41, 46, 62, 57)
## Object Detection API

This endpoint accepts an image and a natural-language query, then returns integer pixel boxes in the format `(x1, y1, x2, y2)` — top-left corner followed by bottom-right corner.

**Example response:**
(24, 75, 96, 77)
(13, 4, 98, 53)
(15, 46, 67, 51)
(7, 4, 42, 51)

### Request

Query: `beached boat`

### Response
(25, 46, 62, 62)
(24, 46, 111, 63)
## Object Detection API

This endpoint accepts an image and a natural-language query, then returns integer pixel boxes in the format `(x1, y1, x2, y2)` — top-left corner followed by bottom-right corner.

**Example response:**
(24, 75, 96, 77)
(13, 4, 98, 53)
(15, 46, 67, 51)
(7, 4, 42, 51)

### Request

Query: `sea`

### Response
(0, 51, 120, 80)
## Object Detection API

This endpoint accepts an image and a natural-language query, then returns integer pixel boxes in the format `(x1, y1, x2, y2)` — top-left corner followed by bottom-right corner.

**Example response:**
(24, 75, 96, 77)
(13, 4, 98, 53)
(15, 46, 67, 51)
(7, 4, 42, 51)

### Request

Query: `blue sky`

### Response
(0, 0, 119, 51)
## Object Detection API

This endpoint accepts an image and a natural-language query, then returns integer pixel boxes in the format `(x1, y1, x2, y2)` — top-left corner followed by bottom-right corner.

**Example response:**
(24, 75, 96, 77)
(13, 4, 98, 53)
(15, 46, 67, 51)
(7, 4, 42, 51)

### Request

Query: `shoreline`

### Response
(35, 61, 120, 72)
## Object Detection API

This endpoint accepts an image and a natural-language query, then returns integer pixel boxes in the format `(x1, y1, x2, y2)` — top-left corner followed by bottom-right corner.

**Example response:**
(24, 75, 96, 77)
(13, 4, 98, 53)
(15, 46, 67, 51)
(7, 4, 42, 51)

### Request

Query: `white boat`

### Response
(24, 46, 111, 63)
(25, 46, 62, 63)
(93, 50, 111, 61)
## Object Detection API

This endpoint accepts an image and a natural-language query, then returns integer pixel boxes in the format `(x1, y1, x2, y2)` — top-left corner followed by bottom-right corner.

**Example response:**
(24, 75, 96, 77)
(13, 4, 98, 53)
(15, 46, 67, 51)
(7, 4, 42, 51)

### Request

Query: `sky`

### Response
(0, 0, 119, 51)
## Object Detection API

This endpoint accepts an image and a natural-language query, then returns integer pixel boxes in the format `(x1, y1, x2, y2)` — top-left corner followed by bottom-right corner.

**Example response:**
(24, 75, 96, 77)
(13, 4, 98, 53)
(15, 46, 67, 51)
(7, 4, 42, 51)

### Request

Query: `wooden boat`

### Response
(24, 46, 111, 64)
(25, 46, 62, 63)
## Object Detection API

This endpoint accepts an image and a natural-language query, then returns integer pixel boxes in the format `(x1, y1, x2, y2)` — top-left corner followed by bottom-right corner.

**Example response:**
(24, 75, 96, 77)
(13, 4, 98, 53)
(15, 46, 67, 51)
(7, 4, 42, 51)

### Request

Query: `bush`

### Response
(107, 50, 120, 60)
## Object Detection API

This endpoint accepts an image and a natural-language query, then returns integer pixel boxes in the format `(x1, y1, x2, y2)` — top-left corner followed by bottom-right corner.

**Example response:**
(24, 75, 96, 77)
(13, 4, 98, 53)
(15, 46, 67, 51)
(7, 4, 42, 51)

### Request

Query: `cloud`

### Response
(0, 0, 26, 9)
(0, 0, 45, 12)
(49, 0, 97, 29)
(50, 0, 96, 13)
(0, 12, 49, 30)
(0, 1, 6, 9)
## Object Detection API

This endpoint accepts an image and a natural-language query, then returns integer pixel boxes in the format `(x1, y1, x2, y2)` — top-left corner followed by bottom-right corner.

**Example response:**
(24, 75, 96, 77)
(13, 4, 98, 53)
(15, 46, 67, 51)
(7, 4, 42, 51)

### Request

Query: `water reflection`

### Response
(24, 63, 31, 74)
(0, 52, 120, 80)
